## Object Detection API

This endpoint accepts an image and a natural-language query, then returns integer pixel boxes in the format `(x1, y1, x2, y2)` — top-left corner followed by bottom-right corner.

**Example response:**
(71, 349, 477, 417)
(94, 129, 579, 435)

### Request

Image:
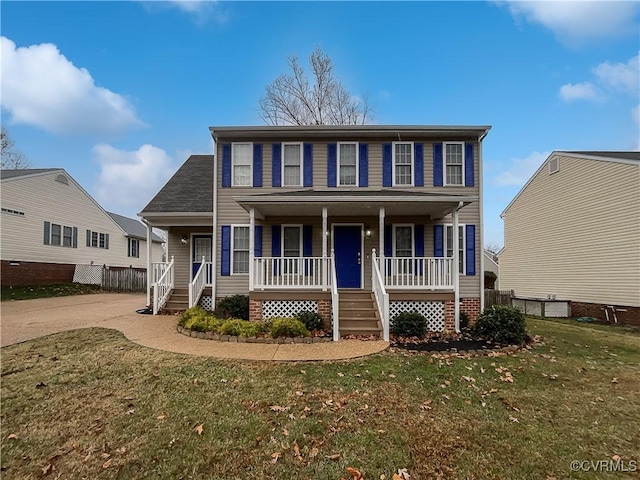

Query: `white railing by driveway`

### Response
(371, 249, 390, 341)
(189, 256, 206, 308)
(330, 250, 339, 342)
(151, 262, 170, 284)
(252, 256, 331, 290)
(153, 256, 174, 314)
(380, 256, 454, 289)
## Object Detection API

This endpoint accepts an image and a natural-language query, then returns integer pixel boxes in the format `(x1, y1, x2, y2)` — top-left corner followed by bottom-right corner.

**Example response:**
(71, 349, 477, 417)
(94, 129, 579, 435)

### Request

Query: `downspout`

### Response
(212, 142, 218, 306)
(142, 218, 152, 307)
(478, 131, 487, 314)
(454, 200, 464, 333)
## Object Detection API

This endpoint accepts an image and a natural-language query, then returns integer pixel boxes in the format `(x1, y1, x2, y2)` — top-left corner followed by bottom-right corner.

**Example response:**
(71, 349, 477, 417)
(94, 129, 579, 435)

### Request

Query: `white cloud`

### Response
(558, 82, 600, 102)
(0, 36, 144, 136)
(500, 1, 639, 45)
(93, 144, 176, 212)
(493, 151, 551, 187)
(593, 53, 640, 95)
(142, 1, 228, 25)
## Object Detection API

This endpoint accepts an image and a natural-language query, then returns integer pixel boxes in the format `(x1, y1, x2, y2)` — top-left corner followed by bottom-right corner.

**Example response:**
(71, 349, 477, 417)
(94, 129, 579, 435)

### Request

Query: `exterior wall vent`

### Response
(55, 174, 69, 185)
(549, 158, 559, 174)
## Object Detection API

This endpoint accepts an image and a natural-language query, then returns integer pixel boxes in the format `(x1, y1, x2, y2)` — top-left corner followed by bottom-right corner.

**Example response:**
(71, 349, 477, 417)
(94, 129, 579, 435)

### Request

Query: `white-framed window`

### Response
(63, 226, 73, 247)
(232, 142, 252, 187)
(282, 142, 303, 187)
(393, 142, 414, 186)
(445, 224, 466, 274)
(128, 238, 140, 258)
(87, 230, 109, 249)
(338, 142, 358, 186)
(232, 225, 250, 275)
(52, 223, 62, 246)
(393, 224, 414, 274)
(282, 224, 302, 274)
(45, 222, 75, 248)
(444, 142, 464, 186)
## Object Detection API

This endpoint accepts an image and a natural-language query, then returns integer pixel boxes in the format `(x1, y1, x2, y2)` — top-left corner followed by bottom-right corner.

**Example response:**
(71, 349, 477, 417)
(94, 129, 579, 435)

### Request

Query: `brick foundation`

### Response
(444, 297, 482, 330)
(249, 299, 263, 322)
(1, 260, 75, 286)
(571, 301, 640, 327)
(317, 300, 332, 330)
(444, 301, 455, 330)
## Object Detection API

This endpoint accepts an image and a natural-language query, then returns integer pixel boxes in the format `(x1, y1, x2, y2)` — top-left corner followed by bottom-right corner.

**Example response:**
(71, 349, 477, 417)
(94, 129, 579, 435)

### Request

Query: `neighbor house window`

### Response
(393, 142, 413, 186)
(232, 143, 252, 186)
(128, 238, 140, 258)
(44, 221, 76, 248)
(51, 224, 62, 246)
(63, 226, 73, 247)
(338, 142, 358, 186)
(444, 142, 464, 186)
(282, 143, 302, 186)
(87, 230, 109, 249)
(232, 226, 250, 274)
(445, 224, 465, 274)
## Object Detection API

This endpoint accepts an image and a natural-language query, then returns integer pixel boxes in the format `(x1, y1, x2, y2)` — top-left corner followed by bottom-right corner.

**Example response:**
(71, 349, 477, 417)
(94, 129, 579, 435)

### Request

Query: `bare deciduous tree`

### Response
(259, 47, 372, 126)
(1, 127, 30, 169)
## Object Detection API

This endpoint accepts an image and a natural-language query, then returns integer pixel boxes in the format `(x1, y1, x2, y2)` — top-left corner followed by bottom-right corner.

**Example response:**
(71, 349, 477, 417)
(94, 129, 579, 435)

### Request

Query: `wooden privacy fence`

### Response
(484, 289, 514, 308)
(101, 266, 147, 293)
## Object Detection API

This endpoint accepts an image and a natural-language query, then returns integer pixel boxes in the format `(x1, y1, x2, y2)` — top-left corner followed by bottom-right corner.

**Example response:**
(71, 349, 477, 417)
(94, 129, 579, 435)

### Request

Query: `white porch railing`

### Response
(153, 256, 174, 314)
(151, 262, 170, 284)
(330, 250, 339, 342)
(252, 256, 331, 290)
(380, 256, 454, 289)
(371, 249, 390, 341)
(189, 256, 206, 308)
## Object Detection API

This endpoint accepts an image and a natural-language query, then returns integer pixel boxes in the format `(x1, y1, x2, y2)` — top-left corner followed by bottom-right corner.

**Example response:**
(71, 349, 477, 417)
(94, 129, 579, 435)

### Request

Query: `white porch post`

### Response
(249, 207, 255, 292)
(379, 207, 385, 273)
(322, 207, 328, 291)
(145, 221, 152, 307)
(453, 206, 460, 333)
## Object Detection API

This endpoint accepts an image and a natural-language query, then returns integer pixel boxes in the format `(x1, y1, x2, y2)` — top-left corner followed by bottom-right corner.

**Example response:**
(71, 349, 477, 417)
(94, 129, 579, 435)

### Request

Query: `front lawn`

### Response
(1, 318, 638, 479)
(0, 283, 101, 301)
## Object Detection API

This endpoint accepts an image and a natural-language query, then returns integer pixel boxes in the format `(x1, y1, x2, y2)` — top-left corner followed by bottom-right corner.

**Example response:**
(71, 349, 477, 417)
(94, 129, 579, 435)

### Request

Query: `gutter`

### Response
(212, 147, 218, 305)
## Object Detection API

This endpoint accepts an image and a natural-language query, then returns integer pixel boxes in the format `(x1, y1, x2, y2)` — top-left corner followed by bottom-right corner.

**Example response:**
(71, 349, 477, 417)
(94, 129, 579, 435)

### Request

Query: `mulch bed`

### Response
(390, 332, 519, 353)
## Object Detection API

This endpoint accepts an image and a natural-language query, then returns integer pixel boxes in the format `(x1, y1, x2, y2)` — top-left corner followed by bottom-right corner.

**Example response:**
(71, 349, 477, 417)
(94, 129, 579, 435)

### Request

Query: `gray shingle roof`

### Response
(0, 168, 60, 180)
(107, 212, 163, 242)
(140, 155, 214, 214)
(565, 151, 640, 161)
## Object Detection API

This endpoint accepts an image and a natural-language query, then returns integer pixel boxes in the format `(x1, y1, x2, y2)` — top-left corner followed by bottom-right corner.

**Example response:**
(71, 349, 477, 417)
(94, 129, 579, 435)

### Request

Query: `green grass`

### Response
(1, 318, 638, 479)
(0, 283, 101, 301)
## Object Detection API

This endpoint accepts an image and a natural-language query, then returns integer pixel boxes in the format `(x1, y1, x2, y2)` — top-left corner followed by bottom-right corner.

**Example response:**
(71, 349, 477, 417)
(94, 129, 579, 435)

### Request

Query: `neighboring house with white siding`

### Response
(483, 250, 499, 289)
(0, 168, 163, 286)
(140, 125, 491, 340)
(500, 151, 640, 325)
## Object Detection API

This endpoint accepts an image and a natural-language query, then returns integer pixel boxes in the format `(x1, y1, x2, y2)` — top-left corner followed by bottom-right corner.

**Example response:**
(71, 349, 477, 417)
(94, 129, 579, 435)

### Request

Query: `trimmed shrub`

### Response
(184, 314, 222, 333)
(391, 311, 428, 338)
(269, 317, 310, 338)
(473, 305, 527, 344)
(215, 294, 249, 320)
(178, 306, 208, 327)
(295, 310, 324, 331)
(219, 319, 249, 336)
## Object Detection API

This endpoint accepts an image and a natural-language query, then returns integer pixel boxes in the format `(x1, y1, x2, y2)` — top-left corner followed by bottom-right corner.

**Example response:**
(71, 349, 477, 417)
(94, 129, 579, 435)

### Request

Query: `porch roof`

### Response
(234, 189, 477, 219)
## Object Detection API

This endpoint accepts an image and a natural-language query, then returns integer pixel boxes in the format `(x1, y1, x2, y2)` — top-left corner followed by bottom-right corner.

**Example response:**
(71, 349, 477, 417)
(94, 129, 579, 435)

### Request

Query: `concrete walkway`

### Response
(0, 293, 389, 361)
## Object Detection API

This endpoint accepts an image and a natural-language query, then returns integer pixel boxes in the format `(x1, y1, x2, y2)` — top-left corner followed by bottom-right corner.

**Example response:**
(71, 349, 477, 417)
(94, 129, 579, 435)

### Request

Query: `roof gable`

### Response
(107, 212, 163, 242)
(0, 168, 60, 181)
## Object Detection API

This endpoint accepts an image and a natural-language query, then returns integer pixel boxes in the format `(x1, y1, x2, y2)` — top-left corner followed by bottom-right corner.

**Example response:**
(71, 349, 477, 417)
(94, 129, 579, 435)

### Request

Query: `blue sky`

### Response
(2, 1, 639, 247)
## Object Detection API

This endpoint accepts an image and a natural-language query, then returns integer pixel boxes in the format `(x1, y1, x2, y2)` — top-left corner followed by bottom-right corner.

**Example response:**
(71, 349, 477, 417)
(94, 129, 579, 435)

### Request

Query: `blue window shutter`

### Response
(303, 143, 313, 187)
(86, 230, 91, 247)
(303, 224, 313, 275)
(72, 227, 77, 248)
(253, 144, 263, 187)
(221, 226, 231, 276)
(272, 144, 281, 187)
(382, 143, 392, 187)
(384, 225, 392, 256)
(43, 221, 50, 245)
(222, 144, 231, 187)
(433, 143, 443, 187)
(466, 224, 476, 275)
(434, 225, 444, 257)
(465, 143, 474, 187)
(359, 143, 368, 187)
(415, 224, 424, 256)
(327, 143, 337, 187)
(271, 225, 281, 256)
(254, 225, 263, 257)
(414, 143, 424, 187)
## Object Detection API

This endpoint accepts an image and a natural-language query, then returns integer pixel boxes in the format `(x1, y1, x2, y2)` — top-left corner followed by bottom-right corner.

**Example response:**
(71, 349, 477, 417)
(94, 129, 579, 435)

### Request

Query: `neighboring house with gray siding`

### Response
(500, 151, 640, 324)
(0, 168, 163, 286)
(140, 125, 491, 340)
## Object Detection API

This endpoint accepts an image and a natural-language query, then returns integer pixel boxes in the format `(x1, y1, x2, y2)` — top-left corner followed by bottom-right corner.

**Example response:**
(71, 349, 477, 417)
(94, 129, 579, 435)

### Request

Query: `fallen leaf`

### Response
(126, 408, 135, 415)
(270, 405, 289, 412)
(102, 458, 112, 468)
(388, 374, 396, 378)
(195, 424, 204, 435)
(271, 452, 281, 464)
(283, 428, 289, 436)
(42, 463, 53, 475)
(612, 454, 622, 462)
(156, 413, 167, 420)
(326, 453, 341, 461)
(347, 466, 363, 479)
(337, 372, 345, 377)
(309, 447, 319, 458)
(611, 377, 619, 384)
(101, 453, 111, 459)
(293, 442, 301, 460)
(7, 433, 18, 440)
(296, 390, 304, 397)
(116, 446, 126, 454)
(395, 468, 411, 480)
(509, 416, 520, 423)
(300, 370, 306, 374)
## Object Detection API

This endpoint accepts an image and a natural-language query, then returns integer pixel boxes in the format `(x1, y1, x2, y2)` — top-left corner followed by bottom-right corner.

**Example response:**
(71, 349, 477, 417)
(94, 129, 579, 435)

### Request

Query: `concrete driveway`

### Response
(0, 293, 388, 361)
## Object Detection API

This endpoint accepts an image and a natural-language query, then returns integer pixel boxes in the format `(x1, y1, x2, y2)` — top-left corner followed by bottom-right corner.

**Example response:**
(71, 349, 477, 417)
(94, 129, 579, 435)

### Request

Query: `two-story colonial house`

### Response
(140, 125, 490, 340)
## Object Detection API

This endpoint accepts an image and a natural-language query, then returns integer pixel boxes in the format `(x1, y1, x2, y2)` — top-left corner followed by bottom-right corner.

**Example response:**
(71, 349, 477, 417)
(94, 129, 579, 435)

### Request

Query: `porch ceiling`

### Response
(234, 190, 477, 219)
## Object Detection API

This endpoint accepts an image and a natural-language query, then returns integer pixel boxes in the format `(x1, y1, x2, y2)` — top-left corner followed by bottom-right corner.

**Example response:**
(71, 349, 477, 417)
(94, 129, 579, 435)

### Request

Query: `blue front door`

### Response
(192, 235, 212, 279)
(334, 225, 362, 288)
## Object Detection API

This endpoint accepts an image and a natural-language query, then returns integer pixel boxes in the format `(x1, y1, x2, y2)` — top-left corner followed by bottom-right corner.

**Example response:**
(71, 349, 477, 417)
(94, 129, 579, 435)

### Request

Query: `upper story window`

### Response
(44, 221, 77, 248)
(393, 142, 414, 186)
(338, 142, 358, 186)
(232, 143, 252, 187)
(444, 142, 464, 186)
(128, 238, 140, 258)
(87, 230, 109, 249)
(282, 143, 302, 186)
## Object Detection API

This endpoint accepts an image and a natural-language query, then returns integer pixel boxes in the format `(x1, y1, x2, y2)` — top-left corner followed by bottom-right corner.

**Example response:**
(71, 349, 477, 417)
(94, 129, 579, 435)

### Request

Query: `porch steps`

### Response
(338, 291, 382, 337)
(162, 288, 189, 313)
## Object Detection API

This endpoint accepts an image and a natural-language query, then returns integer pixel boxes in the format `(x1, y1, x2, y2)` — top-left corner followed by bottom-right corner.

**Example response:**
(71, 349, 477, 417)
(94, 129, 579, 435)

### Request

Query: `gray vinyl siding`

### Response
(500, 154, 640, 307)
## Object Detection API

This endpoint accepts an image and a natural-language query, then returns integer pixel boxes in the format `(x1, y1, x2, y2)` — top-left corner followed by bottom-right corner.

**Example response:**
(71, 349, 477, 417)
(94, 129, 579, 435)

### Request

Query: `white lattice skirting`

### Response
(198, 296, 214, 311)
(73, 264, 102, 285)
(262, 300, 318, 319)
(389, 301, 445, 331)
